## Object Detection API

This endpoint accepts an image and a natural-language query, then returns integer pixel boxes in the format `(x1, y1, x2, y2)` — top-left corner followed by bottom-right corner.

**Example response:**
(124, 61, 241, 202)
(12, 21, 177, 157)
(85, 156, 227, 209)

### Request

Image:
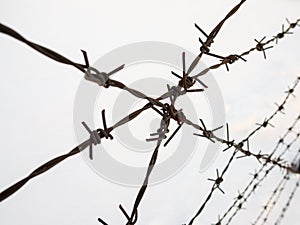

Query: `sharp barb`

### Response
(226, 123, 229, 142)
(263, 49, 267, 59)
(205, 52, 225, 60)
(171, 71, 182, 79)
(225, 63, 229, 71)
(167, 84, 174, 104)
(247, 139, 250, 151)
(146, 137, 160, 142)
(237, 155, 247, 159)
(238, 55, 247, 62)
(98, 218, 109, 225)
(119, 204, 131, 221)
(194, 23, 209, 37)
(209, 138, 216, 143)
(81, 50, 90, 68)
(151, 106, 164, 117)
(182, 52, 186, 75)
(164, 123, 183, 147)
(150, 132, 161, 136)
(82, 121, 92, 134)
(186, 89, 204, 93)
(199, 118, 206, 130)
(260, 36, 266, 42)
(101, 110, 107, 131)
(187, 53, 202, 75)
(198, 37, 205, 45)
(217, 186, 225, 194)
(194, 133, 205, 138)
(264, 46, 274, 50)
(89, 143, 93, 160)
(107, 64, 125, 76)
(195, 78, 208, 88)
(223, 145, 232, 152)
(212, 125, 223, 132)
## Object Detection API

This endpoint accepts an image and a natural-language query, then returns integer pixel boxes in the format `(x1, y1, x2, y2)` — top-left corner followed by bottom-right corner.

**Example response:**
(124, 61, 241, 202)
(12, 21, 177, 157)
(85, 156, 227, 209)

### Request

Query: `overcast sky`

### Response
(0, 0, 300, 225)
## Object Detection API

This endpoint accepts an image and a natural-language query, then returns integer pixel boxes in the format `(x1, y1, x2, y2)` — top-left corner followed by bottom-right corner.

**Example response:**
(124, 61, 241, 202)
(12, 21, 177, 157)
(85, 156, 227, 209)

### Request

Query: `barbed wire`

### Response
(252, 148, 300, 225)
(191, 78, 300, 166)
(274, 177, 300, 225)
(215, 114, 300, 225)
(186, 78, 300, 225)
(187, 0, 247, 75)
(224, 135, 300, 225)
(0, 0, 299, 224)
(189, 17, 300, 79)
(253, 173, 289, 225)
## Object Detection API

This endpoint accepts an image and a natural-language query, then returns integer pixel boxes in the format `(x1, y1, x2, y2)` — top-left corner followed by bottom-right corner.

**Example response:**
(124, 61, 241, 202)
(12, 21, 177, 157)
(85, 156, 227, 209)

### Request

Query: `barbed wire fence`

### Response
(204, 112, 300, 225)
(253, 147, 300, 225)
(274, 178, 300, 225)
(0, 0, 300, 224)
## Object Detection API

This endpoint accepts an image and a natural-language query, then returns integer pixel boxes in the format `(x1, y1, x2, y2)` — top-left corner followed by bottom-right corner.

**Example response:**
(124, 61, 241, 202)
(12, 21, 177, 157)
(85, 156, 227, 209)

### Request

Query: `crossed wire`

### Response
(189, 15, 300, 79)
(0, 0, 299, 224)
(187, 80, 300, 225)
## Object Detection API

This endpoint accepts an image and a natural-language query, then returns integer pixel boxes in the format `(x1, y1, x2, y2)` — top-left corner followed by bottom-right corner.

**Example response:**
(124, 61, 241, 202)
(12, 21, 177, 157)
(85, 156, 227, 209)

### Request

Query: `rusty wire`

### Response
(0, 1, 299, 224)
(190, 18, 300, 78)
(187, 0, 247, 75)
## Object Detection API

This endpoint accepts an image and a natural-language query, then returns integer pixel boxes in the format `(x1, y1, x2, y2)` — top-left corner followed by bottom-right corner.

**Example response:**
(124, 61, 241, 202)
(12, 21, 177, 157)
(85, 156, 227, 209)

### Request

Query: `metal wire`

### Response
(0, 1, 299, 225)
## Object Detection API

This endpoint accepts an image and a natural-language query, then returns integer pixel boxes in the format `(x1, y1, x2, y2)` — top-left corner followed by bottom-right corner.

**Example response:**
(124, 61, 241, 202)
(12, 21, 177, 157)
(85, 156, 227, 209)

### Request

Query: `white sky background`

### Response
(0, 0, 300, 225)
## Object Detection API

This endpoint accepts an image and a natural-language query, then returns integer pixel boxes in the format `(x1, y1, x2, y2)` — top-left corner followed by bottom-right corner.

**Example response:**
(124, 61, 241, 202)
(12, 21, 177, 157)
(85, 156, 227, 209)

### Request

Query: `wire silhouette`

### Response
(0, 1, 299, 225)
(187, 81, 300, 225)
(216, 114, 300, 225)
(189, 18, 300, 79)
(259, 175, 289, 225)
(223, 127, 300, 224)
(253, 149, 300, 225)
(189, 0, 247, 75)
(274, 178, 300, 225)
